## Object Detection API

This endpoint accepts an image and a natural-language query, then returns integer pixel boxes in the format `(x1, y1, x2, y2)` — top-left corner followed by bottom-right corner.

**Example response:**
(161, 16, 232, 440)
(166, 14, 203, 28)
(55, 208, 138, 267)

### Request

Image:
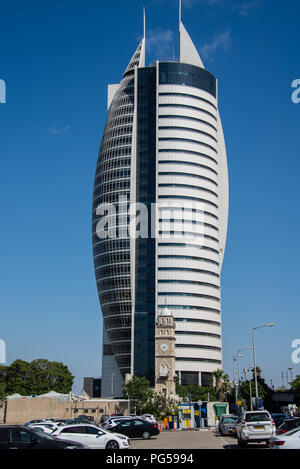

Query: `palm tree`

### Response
(212, 369, 230, 402)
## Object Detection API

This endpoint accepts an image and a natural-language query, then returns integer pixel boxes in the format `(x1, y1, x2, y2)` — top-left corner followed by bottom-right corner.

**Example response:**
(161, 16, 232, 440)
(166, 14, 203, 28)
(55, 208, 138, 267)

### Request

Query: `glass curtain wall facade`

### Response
(93, 23, 228, 397)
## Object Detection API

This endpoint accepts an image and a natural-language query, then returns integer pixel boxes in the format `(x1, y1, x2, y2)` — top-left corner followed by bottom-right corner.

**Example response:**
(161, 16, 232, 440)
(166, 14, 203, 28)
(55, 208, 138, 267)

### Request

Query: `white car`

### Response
(236, 411, 276, 448)
(270, 427, 300, 449)
(140, 414, 157, 424)
(52, 424, 130, 449)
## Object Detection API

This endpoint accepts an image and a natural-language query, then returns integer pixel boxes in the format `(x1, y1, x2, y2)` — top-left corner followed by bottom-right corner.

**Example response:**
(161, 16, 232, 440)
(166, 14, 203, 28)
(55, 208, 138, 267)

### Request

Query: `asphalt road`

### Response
(128, 430, 269, 450)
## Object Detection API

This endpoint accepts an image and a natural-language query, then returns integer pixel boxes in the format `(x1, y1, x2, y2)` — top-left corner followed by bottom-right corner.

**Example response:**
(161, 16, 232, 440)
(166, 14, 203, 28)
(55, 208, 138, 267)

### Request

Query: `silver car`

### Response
(236, 411, 276, 448)
(219, 414, 238, 435)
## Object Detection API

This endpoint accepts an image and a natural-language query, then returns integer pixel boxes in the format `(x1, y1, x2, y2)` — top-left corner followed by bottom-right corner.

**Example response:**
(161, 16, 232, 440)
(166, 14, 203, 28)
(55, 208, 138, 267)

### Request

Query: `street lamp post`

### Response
(237, 347, 253, 398)
(252, 323, 275, 406)
(111, 372, 116, 398)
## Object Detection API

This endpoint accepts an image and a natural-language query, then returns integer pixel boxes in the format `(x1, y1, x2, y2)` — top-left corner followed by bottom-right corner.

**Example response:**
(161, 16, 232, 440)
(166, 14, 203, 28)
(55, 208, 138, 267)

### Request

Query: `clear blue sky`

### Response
(0, 0, 300, 393)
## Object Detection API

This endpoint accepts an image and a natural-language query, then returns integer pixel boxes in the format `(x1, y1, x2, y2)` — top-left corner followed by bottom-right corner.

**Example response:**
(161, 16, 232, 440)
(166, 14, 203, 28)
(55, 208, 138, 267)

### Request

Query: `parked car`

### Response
(108, 418, 160, 440)
(270, 427, 300, 449)
(0, 425, 87, 449)
(102, 416, 133, 428)
(235, 411, 276, 448)
(271, 413, 291, 428)
(52, 424, 130, 449)
(77, 415, 95, 422)
(25, 419, 48, 426)
(218, 414, 238, 436)
(28, 423, 59, 434)
(277, 417, 300, 435)
(140, 414, 157, 424)
(100, 414, 110, 424)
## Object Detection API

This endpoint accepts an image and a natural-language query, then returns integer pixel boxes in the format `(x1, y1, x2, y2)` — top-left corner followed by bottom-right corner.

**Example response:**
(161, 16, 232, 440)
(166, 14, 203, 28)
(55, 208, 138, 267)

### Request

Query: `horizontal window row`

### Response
(159, 92, 217, 111)
(93, 238, 130, 253)
(97, 163, 131, 179)
(100, 290, 132, 304)
(158, 159, 218, 176)
(96, 148, 131, 170)
(108, 329, 131, 341)
(175, 318, 220, 325)
(94, 168, 131, 186)
(95, 263, 131, 278)
(158, 171, 218, 187)
(175, 344, 221, 351)
(158, 206, 218, 221)
(159, 126, 217, 144)
(110, 95, 134, 109)
(158, 267, 219, 278)
(158, 279, 219, 289)
(94, 250, 130, 265)
(176, 358, 222, 364)
(158, 148, 217, 166)
(94, 179, 131, 194)
(158, 231, 219, 244)
(103, 125, 133, 142)
(158, 292, 220, 302)
(93, 191, 132, 207)
(158, 255, 219, 266)
(102, 303, 131, 316)
(101, 135, 132, 152)
(108, 106, 134, 121)
(158, 242, 219, 254)
(158, 195, 218, 209)
(158, 304, 220, 314)
(175, 330, 221, 339)
(110, 342, 132, 355)
(159, 103, 217, 121)
(97, 277, 131, 290)
(105, 114, 134, 132)
(159, 137, 217, 154)
(158, 219, 218, 232)
(104, 314, 131, 329)
(159, 114, 217, 132)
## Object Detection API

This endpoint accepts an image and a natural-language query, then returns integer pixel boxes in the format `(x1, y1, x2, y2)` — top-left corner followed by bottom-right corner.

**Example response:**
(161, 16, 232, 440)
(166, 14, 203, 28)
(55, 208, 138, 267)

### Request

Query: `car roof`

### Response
(0, 425, 30, 430)
(244, 410, 270, 413)
(57, 423, 97, 428)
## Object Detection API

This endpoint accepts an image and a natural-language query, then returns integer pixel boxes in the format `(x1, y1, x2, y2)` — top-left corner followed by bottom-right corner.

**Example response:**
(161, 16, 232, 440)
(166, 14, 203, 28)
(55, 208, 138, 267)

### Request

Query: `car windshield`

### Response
(245, 413, 270, 422)
(223, 417, 238, 424)
(30, 428, 57, 440)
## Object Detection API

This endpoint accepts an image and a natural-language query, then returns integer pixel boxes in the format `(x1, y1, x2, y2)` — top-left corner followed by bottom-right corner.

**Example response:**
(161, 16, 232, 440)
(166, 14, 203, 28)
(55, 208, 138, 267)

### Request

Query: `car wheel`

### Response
(106, 440, 120, 449)
(142, 431, 151, 440)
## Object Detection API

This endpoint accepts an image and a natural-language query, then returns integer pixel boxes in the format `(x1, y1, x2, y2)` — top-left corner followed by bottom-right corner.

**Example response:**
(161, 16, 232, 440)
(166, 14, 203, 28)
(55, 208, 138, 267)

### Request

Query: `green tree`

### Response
(175, 382, 216, 402)
(143, 393, 176, 420)
(0, 383, 6, 402)
(290, 375, 300, 405)
(0, 359, 74, 396)
(212, 369, 230, 402)
(123, 376, 154, 415)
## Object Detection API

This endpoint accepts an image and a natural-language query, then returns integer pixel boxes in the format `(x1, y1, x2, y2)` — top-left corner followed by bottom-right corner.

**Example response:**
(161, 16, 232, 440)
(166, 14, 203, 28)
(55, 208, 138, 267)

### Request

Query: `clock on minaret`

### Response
(155, 306, 177, 399)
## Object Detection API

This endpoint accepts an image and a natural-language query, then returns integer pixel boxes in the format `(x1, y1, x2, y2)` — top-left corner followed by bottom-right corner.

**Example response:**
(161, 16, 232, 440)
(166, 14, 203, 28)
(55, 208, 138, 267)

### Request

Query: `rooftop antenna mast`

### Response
(179, 0, 182, 61)
(143, 6, 146, 42)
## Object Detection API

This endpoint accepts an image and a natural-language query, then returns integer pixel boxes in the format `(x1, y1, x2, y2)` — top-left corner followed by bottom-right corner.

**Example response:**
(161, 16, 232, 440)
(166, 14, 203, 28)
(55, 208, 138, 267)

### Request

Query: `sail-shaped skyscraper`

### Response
(92, 7, 229, 397)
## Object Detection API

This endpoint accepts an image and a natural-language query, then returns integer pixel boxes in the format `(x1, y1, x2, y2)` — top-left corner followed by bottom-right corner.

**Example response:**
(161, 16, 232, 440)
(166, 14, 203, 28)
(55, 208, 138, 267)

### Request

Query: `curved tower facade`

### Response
(92, 18, 228, 396)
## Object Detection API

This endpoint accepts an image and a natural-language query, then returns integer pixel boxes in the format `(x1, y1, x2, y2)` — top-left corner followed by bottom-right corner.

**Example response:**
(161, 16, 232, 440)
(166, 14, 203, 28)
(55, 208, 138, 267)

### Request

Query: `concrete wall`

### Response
(0, 398, 130, 425)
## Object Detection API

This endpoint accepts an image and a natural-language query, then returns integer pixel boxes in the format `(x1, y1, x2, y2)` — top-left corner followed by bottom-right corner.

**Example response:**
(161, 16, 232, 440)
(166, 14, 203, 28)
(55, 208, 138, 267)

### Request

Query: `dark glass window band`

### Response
(159, 62, 216, 98)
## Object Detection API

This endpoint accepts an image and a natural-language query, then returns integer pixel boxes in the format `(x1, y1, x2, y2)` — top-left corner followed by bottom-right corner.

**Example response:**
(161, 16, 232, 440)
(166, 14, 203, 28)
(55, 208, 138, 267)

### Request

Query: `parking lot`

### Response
(129, 429, 269, 450)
